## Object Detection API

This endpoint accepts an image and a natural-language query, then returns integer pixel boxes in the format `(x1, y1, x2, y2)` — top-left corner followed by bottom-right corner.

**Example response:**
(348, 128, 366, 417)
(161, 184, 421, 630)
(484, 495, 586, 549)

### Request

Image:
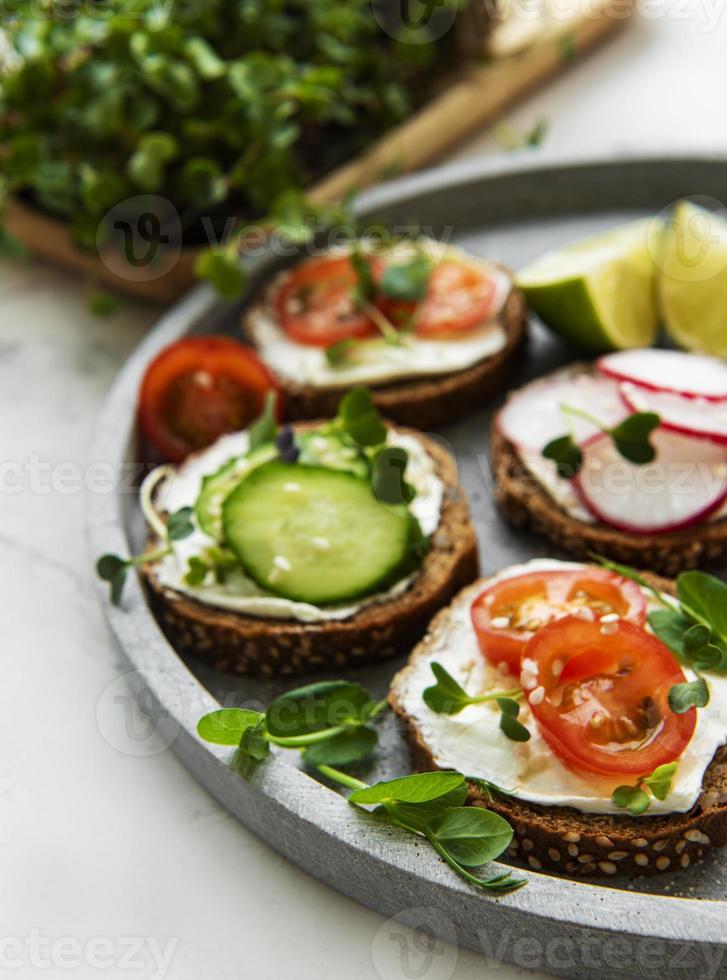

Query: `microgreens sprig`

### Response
(543, 406, 660, 478)
(197, 680, 526, 896)
(315, 767, 525, 894)
(198, 679, 385, 768)
(96, 505, 195, 605)
(611, 762, 678, 816)
(594, 555, 727, 712)
(423, 663, 530, 742)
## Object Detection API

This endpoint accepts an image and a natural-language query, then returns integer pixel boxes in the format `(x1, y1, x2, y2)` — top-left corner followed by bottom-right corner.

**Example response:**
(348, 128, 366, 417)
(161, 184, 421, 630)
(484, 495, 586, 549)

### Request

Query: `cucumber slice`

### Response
(195, 444, 277, 538)
(221, 461, 419, 604)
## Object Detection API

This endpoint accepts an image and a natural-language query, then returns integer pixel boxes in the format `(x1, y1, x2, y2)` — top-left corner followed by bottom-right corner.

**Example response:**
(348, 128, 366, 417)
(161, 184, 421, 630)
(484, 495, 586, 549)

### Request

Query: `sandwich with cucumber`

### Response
(129, 388, 478, 676)
(389, 558, 727, 877)
(243, 237, 526, 429)
(492, 348, 727, 575)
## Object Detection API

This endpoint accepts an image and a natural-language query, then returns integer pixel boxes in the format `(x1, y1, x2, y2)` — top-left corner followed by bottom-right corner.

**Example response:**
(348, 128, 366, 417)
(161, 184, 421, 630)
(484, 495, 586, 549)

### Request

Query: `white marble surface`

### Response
(3, 9, 726, 979)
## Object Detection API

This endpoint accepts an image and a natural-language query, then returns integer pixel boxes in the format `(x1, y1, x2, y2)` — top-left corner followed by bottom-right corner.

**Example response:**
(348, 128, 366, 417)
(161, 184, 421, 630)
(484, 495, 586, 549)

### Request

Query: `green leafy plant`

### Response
(422, 663, 529, 741)
(96, 505, 194, 605)
(543, 407, 660, 478)
(197, 680, 525, 895)
(0, 0, 460, 284)
(611, 762, 677, 816)
(595, 556, 727, 713)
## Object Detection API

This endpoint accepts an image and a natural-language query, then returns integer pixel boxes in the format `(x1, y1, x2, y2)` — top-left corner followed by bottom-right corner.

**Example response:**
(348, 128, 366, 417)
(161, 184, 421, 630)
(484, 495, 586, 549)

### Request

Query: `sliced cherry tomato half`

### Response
(274, 255, 380, 347)
(470, 568, 648, 675)
(379, 260, 497, 337)
(522, 616, 696, 777)
(138, 335, 279, 463)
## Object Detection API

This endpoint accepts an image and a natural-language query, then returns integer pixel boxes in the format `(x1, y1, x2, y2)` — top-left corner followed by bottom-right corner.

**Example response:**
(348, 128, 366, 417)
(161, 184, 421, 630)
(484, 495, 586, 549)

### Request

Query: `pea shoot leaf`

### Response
(371, 446, 414, 506)
(338, 387, 386, 447)
(611, 784, 651, 816)
(423, 662, 473, 715)
(497, 698, 530, 742)
(266, 680, 371, 738)
(682, 624, 723, 671)
(197, 708, 266, 746)
(240, 716, 271, 761)
(428, 807, 513, 867)
(350, 247, 375, 306)
(647, 607, 692, 659)
(302, 727, 377, 767)
(379, 255, 430, 302)
(377, 785, 469, 834)
(349, 771, 466, 806)
(248, 392, 278, 451)
(96, 553, 129, 606)
(167, 506, 195, 541)
(669, 677, 710, 714)
(677, 571, 727, 645)
(608, 412, 660, 464)
(542, 434, 583, 479)
(643, 762, 677, 801)
(195, 250, 247, 302)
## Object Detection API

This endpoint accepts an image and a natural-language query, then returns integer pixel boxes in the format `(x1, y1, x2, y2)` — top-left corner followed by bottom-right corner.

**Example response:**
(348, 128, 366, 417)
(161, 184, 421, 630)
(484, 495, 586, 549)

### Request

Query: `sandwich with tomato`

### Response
(243, 237, 526, 429)
(128, 385, 478, 676)
(492, 348, 727, 575)
(390, 559, 727, 877)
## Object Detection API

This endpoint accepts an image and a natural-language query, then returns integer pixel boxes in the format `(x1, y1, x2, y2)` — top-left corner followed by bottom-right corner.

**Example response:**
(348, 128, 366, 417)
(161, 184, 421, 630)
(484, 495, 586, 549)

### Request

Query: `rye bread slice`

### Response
(141, 429, 478, 677)
(490, 373, 727, 576)
(389, 575, 727, 878)
(242, 274, 527, 430)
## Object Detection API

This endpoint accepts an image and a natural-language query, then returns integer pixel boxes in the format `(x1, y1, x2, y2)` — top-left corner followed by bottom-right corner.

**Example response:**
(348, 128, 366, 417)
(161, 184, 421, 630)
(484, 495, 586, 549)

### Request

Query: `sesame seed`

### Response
(521, 657, 538, 674)
(528, 856, 542, 870)
(573, 606, 594, 622)
(563, 832, 581, 843)
(680, 853, 690, 868)
(529, 686, 545, 706)
(652, 839, 667, 852)
(607, 851, 628, 861)
(633, 838, 648, 848)
(548, 848, 561, 861)
(282, 482, 301, 492)
(491, 616, 510, 629)
(551, 659, 564, 678)
(520, 671, 537, 691)
(521, 838, 534, 852)
(634, 853, 649, 867)
(600, 612, 620, 624)
(577, 853, 595, 864)
(599, 861, 617, 875)
(595, 835, 615, 848)
(656, 856, 671, 871)
(589, 713, 606, 730)
(273, 555, 292, 572)
(567, 843, 579, 857)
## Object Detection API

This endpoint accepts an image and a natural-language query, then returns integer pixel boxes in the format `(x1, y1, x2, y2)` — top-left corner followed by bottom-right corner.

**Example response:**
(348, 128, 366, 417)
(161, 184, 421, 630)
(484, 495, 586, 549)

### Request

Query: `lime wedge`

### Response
(658, 200, 727, 358)
(516, 219, 660, 352)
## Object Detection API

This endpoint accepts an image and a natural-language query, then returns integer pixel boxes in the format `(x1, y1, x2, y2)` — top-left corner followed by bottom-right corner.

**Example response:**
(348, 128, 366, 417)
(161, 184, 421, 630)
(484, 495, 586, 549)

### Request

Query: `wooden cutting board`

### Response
(5, 0, 634, 304)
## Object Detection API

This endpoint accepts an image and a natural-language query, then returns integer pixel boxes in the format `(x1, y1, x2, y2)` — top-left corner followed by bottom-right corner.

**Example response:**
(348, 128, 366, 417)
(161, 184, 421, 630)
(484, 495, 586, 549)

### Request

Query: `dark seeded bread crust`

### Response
(243, 279, 528, 430)
(491, 379, 727, 576)
(389, 575, 727, 878)
(141, 430, 478, 677)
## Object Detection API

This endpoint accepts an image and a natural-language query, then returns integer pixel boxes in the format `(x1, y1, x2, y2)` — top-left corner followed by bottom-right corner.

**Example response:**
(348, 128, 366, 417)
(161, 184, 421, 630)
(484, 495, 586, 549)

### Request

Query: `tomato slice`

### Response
(380, 260, 497, 337)
(138, 335, 279, 463)
(470, 568, 648, 675)
(274, 255, 379, 347)
(522, 617, 696, 777)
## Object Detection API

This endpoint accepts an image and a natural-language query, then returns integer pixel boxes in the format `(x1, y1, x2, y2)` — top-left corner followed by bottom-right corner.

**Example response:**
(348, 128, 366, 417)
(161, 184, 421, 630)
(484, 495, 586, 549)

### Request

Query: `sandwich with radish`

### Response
(492, 349, 727, 575)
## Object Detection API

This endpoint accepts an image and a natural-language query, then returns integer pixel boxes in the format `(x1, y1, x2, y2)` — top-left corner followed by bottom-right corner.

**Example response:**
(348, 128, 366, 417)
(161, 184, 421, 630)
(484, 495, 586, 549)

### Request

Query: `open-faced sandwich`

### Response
(137, 388, 478, 676)
(243, 238, 526, 429)
(492, 348, 727, 575)
(390, 558, 727, 877)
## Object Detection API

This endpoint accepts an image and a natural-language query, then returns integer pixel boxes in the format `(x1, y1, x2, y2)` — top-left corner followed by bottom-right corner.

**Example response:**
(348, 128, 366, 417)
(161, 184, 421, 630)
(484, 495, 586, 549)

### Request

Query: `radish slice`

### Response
(574, 429, 727, 534)
(598, 349, 727, 402)
(497, 369, 627, 452)
(621, 382, 727, 445)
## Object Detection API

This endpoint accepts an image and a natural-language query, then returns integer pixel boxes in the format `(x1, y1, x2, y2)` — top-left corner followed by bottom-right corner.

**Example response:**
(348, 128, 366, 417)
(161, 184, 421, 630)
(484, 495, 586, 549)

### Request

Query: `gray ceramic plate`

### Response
(88, 152, 727, 980)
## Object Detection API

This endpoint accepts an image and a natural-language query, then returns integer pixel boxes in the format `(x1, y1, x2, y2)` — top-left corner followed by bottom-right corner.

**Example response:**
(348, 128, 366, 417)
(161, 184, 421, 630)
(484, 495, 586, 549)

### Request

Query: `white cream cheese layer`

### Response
(246, 241, 512, 389)
(147, 429, 443, 624)
(395, 558, 727, 815)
